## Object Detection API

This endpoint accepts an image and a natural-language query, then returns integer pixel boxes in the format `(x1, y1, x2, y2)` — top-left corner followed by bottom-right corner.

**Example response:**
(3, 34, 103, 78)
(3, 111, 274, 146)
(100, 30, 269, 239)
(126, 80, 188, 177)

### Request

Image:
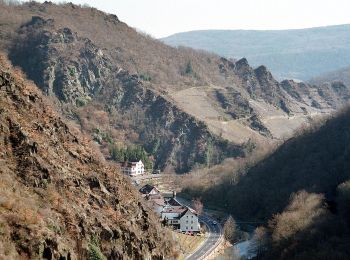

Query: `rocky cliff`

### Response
(3, 10, 246, 173)
(1, 2, 350, 173)
(0, 54, 175, 259)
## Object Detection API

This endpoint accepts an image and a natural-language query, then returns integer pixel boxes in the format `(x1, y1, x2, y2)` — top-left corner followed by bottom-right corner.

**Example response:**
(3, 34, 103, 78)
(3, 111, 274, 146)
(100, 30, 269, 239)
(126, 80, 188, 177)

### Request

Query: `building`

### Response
(178, 207, 200, 233)
(146, 194, 166, 216)
(138, 185, 200, 233)
(161, 204, 200, 233)
(139, 184, 160, 197)
(121, 160, 145, 176)
(166, 197, 182, 207)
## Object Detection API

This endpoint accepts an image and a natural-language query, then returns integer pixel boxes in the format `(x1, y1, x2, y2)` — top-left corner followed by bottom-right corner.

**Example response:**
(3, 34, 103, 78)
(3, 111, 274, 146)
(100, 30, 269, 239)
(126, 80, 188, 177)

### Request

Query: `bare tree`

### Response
(223, 215, 237, 242)
(248, 226, 268, 258)
(192, 197, 203, 215)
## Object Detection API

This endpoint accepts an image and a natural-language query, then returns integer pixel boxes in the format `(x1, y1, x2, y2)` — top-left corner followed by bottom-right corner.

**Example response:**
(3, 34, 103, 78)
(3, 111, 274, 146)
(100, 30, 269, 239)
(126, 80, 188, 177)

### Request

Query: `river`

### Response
(216, 223, 257, 260)
(216, 239, 257, 260)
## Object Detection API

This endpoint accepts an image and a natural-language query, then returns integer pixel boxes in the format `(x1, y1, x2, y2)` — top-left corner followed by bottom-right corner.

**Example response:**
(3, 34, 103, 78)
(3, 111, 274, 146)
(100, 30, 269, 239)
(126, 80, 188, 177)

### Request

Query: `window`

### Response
(191, 221, 193, 224)
(191, 226, 193, 229)
(186, 226, 188, 230)
(186, 220, 188, 223)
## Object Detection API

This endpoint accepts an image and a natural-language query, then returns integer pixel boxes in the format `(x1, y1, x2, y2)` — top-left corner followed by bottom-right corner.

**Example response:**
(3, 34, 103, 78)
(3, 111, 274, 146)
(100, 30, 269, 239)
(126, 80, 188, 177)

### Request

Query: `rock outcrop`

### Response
(7, 14, 245, 173)
(0, 55, 175, 259)
(1, 2, 350, 172)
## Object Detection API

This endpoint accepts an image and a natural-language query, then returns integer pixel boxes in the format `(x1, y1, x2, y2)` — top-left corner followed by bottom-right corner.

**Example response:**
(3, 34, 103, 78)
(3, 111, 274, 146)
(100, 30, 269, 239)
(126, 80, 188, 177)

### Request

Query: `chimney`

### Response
(172, 191, 176, 198)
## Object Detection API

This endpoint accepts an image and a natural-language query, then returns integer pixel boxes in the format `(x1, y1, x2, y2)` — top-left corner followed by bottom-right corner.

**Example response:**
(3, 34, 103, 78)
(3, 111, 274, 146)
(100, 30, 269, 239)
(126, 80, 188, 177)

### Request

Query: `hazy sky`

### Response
(35, 0, 350, 38)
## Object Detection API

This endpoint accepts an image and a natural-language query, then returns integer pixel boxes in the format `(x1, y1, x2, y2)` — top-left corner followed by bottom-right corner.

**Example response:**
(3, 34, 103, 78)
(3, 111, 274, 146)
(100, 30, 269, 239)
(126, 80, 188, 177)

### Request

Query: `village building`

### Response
(161, 205, 200, 233)
(139, 184, 160, 197)
(146, 194, 166, 216)
(166, 197, 182, 207)
(138, 184, 200, 233)
(121, 160, 145, 176)
(178, 207, 200, 233)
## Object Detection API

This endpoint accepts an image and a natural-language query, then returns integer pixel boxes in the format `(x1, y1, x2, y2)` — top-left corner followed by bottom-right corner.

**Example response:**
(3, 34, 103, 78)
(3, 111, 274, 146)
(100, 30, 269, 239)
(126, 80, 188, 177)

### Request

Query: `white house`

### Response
(161, 204, 200, 233)
(121, 160, 144, 176)
(138, 186, 201, 233)
(178, 207, 200, 233)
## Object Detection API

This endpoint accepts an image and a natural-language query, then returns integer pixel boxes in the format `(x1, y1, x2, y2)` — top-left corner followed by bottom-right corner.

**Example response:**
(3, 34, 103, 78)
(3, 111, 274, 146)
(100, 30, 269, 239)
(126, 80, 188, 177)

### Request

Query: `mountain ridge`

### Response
(310, 65, 350, 86)
(162, 24, 350, 80)
(1, 1, 349, 173)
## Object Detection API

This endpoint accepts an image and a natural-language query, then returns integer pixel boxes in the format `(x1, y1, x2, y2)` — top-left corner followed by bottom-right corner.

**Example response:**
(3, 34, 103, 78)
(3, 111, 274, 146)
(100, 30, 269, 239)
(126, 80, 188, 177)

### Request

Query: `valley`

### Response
(1, 2, 349, 174)
(1, 1, 350, 260)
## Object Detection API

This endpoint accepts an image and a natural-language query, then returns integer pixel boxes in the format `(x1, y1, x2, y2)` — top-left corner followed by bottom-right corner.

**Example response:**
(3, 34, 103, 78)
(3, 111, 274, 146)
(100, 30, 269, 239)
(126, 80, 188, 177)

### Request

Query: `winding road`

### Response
(186, 214, 223, 260)
(174, 197, 223, 260)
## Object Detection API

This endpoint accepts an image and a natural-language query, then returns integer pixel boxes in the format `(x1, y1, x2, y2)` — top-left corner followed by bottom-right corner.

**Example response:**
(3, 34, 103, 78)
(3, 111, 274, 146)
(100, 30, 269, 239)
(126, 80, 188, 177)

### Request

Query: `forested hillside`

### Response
(181, 107, 350, 258)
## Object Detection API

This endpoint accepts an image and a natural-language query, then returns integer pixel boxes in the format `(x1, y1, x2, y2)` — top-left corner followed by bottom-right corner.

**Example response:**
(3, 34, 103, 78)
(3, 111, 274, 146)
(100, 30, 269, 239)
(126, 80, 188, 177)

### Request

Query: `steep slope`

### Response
(310, 65, 350, 86)
(1, 2, 349, 173)
(162, 25, 350, 80)
(183, 107, 350, 220)
(0, 55, 175, 259)
(181, 107, 350, 258)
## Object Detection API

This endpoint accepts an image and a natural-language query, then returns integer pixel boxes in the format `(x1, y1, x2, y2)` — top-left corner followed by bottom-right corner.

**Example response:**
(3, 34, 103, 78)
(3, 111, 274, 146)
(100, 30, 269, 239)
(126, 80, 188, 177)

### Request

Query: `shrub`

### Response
(185, 61, 193, 75)
(139, 72, 152, 81)
(88, 243, 105, 260)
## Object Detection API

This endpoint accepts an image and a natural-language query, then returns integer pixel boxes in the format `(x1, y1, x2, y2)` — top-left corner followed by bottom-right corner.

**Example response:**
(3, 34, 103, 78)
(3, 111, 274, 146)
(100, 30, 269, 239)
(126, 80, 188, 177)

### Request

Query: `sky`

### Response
(34, 0, 350, 38)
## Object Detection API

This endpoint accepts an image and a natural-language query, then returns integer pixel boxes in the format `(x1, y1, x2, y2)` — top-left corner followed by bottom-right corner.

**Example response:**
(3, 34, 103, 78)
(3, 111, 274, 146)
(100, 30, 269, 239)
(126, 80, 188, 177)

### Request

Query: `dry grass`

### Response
(176, 139, 277, 195)
(0, 53, 177, 258)
(0, 172, 43, 226)
(173, 231, 205, 257)
(0, 1, 232, 89)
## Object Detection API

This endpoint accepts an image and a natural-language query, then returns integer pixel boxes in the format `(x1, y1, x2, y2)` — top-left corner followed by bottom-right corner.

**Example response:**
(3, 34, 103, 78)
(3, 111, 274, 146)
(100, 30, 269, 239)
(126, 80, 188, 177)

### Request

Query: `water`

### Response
(216, 240, 257, 260)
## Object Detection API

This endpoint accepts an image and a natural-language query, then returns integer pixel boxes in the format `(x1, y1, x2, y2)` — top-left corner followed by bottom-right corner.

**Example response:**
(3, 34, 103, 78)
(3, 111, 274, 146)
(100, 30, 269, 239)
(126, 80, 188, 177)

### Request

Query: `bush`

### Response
(76, 97, 87, 107)
(185, 61, 193, 75)
(139, 72, 152, 81)
(88, 242, 105, 260)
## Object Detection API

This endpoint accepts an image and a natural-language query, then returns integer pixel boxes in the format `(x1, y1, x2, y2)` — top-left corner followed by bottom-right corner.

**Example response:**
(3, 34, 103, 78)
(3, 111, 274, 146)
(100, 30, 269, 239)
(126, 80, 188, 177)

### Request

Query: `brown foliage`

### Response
(0, 54, 176, 258)
(191, 198, 203, 215)
(269, 191, 326, 242)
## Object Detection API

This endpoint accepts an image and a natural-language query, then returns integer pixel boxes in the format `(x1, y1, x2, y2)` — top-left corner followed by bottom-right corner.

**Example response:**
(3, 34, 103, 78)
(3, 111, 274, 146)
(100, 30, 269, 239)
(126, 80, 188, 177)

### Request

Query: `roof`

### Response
(121, 160, 143, 167)
(139, 184, 158, 195)
(166, 198, 182, 207)
(149, 198, 166, 207)
(162, 192, 175, 198)
(179, 207, 198, 218)
(162, 206, 187, 214)
(147, 194, 163, 200)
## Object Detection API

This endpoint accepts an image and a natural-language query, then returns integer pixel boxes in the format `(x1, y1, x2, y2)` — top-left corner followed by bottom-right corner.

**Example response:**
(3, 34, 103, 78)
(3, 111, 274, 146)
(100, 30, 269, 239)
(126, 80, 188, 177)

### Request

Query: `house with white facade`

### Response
(161, 204, 200, 233)
(121, 160, 144, 176)
(138, 185, 200, 233)
(178, 207, 200, 233)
